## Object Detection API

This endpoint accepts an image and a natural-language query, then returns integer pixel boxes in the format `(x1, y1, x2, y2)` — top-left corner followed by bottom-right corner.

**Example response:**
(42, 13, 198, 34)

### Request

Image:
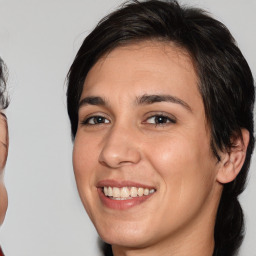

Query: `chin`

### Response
(101, 235, 147, 249)
(97, 222, 154, 249)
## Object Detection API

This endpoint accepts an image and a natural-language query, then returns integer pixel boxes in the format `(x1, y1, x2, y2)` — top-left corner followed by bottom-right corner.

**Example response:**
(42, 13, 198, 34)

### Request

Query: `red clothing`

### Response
(0, 247, 4, 256)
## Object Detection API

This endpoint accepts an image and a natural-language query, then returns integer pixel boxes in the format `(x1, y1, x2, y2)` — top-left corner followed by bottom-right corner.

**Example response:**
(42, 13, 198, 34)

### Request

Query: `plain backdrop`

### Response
(0, 0, 255, 255)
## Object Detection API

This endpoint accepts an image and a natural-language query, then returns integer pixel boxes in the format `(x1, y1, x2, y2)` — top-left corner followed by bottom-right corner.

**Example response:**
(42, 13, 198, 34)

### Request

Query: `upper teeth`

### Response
(103, 186, 155, 199)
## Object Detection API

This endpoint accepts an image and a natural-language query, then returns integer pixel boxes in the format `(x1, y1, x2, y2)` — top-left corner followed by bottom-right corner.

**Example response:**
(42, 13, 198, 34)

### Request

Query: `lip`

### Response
(97, 179, 156, 189)
(97, 179, 156, 210)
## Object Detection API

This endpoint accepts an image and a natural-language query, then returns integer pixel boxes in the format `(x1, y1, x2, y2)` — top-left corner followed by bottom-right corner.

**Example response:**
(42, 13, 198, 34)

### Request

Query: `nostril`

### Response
(99, 158, 112, 168)
(98, 145, 141, 168)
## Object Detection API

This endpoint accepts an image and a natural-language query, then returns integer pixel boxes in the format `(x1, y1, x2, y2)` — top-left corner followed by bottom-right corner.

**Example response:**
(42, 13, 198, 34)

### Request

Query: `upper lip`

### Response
(97, 179, 156, 190)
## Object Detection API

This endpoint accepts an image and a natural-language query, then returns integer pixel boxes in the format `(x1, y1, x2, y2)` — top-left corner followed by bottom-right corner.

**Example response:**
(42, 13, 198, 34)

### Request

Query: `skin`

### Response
(73, 41, 248, 256)
(0, 112, 8, 225)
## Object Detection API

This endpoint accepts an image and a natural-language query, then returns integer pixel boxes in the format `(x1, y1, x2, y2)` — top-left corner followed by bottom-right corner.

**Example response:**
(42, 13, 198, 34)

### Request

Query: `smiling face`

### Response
(73, 41, 223, 255)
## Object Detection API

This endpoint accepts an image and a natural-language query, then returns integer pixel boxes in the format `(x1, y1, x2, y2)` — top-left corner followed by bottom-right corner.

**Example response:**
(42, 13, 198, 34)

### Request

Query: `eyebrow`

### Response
(79, 94, 192, 112)
(79, 96, 107, 108)
(136, 94, 192, 112)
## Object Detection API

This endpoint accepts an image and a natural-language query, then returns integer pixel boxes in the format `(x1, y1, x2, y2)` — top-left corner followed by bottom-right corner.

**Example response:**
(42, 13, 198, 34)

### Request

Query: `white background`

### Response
(0, 0, 255, 255)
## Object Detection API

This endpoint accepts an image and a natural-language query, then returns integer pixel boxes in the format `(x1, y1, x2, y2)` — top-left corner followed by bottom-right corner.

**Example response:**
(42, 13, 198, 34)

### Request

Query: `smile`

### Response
(97, 180, 157, 210)
(103, 186, 156, 200)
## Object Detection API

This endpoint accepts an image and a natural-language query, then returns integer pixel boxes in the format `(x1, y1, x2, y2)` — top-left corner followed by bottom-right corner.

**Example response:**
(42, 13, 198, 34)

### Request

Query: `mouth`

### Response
(97, 180, 157, 210)
(102, 186, 156, 200)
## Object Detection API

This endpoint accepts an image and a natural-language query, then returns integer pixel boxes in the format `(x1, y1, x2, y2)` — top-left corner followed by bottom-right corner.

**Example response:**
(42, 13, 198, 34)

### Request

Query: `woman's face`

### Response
(73, 41, 222, 250)
(0, 112, 8, 225)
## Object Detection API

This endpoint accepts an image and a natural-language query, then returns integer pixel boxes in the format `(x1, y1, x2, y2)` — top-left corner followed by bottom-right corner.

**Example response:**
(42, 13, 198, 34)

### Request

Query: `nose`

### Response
(99, 125, 141, 168)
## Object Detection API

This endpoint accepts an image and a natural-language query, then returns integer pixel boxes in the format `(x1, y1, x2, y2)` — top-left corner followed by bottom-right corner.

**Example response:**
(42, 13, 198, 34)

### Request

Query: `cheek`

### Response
(72, 134, 100, 220)
(146, 133, 216, 202)
(144, 136, 217, 235)
(72, 133, 98, 208)
(73, 133, 98, 179)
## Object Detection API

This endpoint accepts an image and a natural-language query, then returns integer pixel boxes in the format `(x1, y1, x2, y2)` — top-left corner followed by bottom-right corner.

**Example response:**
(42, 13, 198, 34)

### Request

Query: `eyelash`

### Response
(81, 115, 110, 125)
(81, 113, 176, 127)
(144, 114, 176, 126)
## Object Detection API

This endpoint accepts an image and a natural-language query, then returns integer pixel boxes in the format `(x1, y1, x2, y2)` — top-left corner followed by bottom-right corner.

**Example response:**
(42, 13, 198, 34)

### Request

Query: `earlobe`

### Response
(216, 129, 250, 184)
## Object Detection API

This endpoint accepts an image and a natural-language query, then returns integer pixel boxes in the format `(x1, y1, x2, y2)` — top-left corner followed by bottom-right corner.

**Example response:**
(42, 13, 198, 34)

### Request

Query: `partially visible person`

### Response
(0, 58, 9, 256)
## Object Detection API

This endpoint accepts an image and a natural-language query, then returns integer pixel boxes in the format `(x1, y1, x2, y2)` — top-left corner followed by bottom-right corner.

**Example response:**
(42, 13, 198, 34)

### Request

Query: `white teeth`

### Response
(130, 187, 138, 197)
(137, 188, 144, 196)
(104, 187, 108, 196)
(143, 188, 149, 196)
(107, 187, 113, 197)
(102, 186, 156, 199)
(113, 187, 120, 197)
(121, 187, 130, 198)
(149, 189, 155, 194)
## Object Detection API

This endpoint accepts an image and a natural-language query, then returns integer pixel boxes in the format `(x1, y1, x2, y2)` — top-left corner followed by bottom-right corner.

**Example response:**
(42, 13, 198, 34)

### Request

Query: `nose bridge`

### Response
(99, 122, 141, 168)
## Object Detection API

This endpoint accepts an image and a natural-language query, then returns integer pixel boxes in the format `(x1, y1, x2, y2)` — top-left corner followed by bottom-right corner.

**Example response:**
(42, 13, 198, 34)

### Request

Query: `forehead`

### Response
(82, 41, 202, 111)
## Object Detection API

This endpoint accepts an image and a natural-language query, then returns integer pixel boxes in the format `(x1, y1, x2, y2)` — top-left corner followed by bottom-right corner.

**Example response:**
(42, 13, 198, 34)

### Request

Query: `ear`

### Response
(216, 129, 250, 184)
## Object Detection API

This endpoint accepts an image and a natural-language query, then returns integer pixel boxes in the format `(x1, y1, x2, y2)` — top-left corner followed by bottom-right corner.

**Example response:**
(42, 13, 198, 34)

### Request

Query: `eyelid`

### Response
(80, 112, 111, 125)
(142, 111, 177, 124)
(86, 116, 110, 125)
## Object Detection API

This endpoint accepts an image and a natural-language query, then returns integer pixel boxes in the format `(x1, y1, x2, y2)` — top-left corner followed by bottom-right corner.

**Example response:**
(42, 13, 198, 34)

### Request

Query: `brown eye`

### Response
(146, 115, 175, 125)
(82, 116, 110, 125)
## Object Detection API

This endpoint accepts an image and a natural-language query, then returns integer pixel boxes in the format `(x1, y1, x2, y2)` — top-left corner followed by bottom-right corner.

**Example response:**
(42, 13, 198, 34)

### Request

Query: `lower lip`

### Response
(98, 188, 154, 210)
